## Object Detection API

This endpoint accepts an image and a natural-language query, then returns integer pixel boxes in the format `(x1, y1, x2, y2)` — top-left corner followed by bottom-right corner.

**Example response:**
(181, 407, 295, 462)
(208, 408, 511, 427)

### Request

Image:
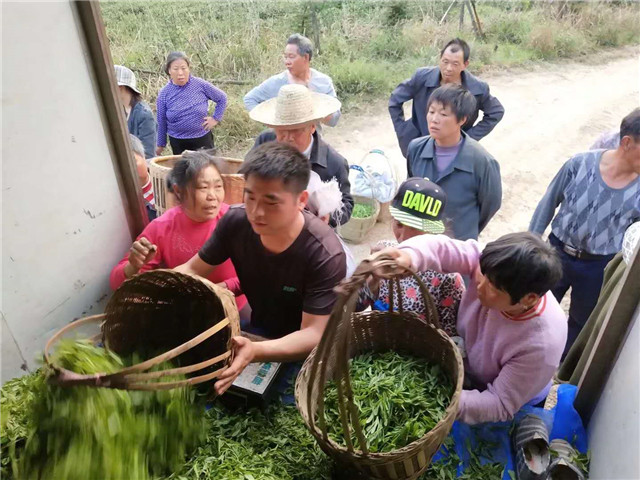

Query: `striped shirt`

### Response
(156, 76, 227, 147)
(141, 178, 154, 207)
(530, 150, 640, 255)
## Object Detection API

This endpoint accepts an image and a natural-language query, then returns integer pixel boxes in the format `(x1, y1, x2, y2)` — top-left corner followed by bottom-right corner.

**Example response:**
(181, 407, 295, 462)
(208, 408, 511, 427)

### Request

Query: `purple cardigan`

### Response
(399, 235, 567, 424)
(156, 76, 227, 147)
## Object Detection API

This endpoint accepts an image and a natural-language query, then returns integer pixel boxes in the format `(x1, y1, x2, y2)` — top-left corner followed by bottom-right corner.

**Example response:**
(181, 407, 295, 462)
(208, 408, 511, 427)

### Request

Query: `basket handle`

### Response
(339, 252, 442, 330)
(45, 314, 233, 391)
(308, 253, 442, 455)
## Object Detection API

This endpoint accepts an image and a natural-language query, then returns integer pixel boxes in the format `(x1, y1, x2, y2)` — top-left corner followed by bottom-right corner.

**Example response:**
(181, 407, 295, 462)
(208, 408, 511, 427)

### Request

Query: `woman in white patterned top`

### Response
(360, 177, 464, 337)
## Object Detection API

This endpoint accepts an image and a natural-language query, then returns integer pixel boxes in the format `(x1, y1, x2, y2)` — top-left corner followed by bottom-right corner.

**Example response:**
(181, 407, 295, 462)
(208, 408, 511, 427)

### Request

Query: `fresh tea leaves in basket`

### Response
(9, 340, 205, 480)
(351, 203, 374, 218)
(323, 351, 453, 453)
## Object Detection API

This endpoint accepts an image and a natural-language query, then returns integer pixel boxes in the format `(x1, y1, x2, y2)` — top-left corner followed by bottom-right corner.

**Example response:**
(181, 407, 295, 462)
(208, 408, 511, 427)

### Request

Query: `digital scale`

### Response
(224, 361, 283, 409)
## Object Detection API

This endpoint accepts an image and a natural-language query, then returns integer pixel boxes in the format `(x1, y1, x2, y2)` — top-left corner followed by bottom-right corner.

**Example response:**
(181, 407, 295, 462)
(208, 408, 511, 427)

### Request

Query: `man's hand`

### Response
(155, 146, 165, 156)
(214, 336, 255, 395)
(125, 237, 157, 278)
(202, 117, 219, 131)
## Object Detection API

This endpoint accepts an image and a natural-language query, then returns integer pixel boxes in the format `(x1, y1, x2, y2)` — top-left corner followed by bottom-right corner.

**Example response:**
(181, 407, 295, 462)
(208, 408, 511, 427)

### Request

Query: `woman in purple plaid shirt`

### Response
(156, 52, 228, 156)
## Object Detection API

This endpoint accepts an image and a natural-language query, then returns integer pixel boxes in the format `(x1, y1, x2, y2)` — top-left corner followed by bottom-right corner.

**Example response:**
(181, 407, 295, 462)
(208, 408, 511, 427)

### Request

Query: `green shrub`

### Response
(484, 11, 534, 44)
(368, 30, 411, 60)
(327, 59, 396, 97)
(100, 0, 640, 154)
(526, 23, 592, 59)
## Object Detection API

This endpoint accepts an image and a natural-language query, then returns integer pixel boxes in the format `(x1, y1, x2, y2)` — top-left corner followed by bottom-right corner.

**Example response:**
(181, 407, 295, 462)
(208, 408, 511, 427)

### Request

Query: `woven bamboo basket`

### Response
(295, 255, 464, 479)
(149, 154, 245, 215)
(338, 194, 380, 244)
(45, 270, 240, 391)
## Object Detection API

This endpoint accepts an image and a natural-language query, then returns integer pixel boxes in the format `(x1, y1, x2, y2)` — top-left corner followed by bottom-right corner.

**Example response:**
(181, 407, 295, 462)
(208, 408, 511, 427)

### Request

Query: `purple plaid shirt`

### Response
(156, 75, 227, 146)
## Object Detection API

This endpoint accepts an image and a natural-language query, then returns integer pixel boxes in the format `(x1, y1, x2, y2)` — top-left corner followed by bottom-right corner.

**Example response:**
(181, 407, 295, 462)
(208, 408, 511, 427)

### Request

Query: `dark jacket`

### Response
(128, 101, 157, 159)
(253, 130, 353, 226)
(407, 131, 502, 241)
(389, 67, 505, 157)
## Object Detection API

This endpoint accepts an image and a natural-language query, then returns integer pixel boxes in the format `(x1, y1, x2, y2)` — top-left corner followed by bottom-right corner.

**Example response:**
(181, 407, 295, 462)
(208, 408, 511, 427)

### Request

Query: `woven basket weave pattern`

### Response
(295, 256, 464, 479)
(338, 194, 381, 244)
(149, 155, 245, 215)
(45, 270, 240, 391)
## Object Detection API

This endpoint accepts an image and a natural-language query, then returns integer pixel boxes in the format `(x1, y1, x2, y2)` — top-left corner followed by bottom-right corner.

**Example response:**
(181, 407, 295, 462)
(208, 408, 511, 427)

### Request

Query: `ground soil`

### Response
(320, 47, 639, 263)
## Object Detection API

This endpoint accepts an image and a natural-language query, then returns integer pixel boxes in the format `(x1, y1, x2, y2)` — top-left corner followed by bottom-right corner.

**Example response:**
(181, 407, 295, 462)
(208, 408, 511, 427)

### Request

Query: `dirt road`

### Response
(323, 48, 639, 261)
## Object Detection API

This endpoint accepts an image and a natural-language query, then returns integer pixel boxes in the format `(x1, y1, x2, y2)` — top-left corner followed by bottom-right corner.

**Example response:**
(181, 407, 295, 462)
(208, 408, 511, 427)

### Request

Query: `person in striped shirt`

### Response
(530, 108, 640, 355)
(129, 134, 155, 221)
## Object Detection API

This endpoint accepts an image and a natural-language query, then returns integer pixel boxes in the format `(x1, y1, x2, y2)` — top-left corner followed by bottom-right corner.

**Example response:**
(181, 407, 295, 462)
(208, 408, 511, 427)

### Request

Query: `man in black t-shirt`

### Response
(176, 142, 346, 395)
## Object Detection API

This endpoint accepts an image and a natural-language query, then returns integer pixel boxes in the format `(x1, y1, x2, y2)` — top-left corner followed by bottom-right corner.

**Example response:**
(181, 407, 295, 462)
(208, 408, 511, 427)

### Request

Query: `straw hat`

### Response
(249, 84, 341, 127)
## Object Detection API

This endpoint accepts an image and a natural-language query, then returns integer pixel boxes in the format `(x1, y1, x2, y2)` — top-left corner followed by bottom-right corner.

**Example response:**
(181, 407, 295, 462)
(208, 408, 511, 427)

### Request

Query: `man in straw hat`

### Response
(244, 34, 341, 127)
(249, 83, 353, 226)
(175, 142, 347, 395)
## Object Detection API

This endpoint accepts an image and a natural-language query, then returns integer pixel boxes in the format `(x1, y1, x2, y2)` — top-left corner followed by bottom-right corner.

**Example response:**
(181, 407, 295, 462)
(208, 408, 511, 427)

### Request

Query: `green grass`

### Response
(100, 0, 639, 153)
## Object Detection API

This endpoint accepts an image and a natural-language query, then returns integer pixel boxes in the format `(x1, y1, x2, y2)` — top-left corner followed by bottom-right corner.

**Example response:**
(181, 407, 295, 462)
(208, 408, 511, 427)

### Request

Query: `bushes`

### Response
(526, 24, 592, 60)
(326, 59, 395, 97)
(100, 0, 639, 153)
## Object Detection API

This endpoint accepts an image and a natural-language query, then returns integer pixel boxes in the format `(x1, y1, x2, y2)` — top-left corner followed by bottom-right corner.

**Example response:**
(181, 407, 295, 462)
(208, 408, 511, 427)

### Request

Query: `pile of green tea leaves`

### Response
(323, 351, 452, 453)
(166, 402, 333, 480)
(1, 371, 44, 479)
(351, 203, 374, 218)
(3, 347, 510, 480)
(1, 340, 205, 480)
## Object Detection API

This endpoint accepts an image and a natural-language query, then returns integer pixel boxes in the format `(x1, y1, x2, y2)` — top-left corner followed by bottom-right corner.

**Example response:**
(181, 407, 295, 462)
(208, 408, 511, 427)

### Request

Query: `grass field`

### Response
(100, 0, 639, 153)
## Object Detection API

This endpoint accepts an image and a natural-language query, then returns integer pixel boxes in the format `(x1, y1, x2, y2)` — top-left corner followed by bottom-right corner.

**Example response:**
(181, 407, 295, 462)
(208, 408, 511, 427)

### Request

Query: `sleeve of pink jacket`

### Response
(397, 234, 482, 277)
(109, 223, 163, 290)
(223, 276, 242, 296)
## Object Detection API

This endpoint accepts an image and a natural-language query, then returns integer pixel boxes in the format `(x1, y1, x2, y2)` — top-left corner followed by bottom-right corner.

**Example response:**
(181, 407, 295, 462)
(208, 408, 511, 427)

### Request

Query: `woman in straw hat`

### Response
(114, 65, 156, 159)
(249, 84, 353, 226)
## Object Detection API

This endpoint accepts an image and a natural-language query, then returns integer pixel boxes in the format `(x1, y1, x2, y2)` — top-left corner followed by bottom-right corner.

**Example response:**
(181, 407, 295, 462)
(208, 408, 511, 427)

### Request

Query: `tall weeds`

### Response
(100, 0, 639, 153)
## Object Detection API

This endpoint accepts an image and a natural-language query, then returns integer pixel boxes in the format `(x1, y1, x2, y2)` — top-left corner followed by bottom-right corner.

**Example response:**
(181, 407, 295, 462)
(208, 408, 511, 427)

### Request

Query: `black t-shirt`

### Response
(199, 206, 346, 338)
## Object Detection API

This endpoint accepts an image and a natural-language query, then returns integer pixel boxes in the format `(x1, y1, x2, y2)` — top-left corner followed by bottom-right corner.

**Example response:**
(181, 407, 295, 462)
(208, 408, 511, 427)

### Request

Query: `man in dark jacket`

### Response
(407, 84, 502, 241)
(389, 38, 504, 157)
(249, 84, 353, 226)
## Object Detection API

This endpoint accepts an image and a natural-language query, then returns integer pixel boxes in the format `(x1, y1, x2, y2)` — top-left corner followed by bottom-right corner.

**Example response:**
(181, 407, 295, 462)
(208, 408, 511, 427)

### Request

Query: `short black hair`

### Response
(479, 232, 562, 304)
(441, 38, 470, 63)
(287, 33, 313, 61)
(164, 51, 190, 75)
(167, 151, 222, 204)
(620, 107, 640, 142)
(427, 84, 477, 123)
(240, 142, 310, 193)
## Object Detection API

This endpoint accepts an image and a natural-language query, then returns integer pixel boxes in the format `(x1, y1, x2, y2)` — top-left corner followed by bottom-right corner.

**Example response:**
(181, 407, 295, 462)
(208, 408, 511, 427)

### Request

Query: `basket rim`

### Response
(150, 154, 243, 171)
(44, 269, 240, 391)
(295, 309, 464, 461)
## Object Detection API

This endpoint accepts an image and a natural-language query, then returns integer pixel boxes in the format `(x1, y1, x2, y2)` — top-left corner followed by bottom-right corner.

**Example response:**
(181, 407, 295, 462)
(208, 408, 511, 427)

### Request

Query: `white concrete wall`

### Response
(588, 305, 640, 479)
(1, 2, 133, 381)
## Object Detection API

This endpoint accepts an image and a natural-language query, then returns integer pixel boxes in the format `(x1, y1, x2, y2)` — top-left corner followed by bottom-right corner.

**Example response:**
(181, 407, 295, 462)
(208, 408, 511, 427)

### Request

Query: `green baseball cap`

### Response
(389, 177, 446, 234)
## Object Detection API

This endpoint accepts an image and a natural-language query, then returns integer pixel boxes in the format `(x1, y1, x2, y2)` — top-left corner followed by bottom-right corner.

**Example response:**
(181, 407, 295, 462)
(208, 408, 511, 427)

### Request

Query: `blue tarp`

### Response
(430, 384, 588, 478)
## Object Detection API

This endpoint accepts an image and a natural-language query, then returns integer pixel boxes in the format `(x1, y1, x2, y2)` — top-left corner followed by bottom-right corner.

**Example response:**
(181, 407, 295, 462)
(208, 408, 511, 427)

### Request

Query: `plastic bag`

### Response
(349, 149, 397, 202)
